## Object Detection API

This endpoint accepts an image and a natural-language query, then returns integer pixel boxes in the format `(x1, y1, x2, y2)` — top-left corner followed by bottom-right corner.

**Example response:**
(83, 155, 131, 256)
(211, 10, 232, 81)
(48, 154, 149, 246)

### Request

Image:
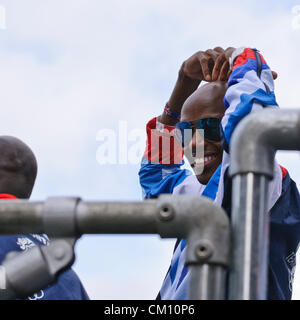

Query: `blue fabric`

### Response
(268, 172, 300, 299)
(228, 59, 269, 86)
(223, 89, 278, 147)
(176, 263, 188, 290)
(169, 165, 224, 291)
(0, 234, 89, 300)
(202, 165, 222, 199)
(169, 256, 180, 284)
(139, 159, 191, 198)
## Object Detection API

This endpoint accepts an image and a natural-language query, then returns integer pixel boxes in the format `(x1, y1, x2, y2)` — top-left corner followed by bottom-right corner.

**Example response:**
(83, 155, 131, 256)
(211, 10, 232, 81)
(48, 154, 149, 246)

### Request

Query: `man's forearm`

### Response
(159, 67, 200, 126)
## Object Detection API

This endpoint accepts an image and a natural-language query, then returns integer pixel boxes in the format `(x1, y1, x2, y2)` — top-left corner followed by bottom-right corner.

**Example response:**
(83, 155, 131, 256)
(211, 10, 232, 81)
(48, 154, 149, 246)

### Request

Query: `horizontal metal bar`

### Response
(0, 200, 44, 234)
(0, 195, 230, 268)
(76, 200, 158, 234)
(0, 195, 231, 300)
(0, 199, 158, 235)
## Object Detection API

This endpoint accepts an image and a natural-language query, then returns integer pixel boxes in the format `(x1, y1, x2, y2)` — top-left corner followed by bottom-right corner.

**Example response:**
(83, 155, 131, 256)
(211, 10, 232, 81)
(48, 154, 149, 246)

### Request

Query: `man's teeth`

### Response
(194, 155, 216, 166)
(204, 155, 215, 163)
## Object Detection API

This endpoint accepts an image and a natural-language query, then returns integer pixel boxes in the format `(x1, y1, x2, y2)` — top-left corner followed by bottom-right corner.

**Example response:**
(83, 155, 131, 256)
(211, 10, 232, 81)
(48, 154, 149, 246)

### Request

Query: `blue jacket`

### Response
(139, 48, 300, 300)
(0, 234, 89, 300)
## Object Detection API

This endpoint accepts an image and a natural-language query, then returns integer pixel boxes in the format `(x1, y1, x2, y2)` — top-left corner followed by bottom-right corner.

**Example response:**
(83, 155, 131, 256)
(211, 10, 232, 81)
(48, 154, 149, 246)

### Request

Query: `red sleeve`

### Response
(144, 117, 183, 165)
(233, 48, 267, 70)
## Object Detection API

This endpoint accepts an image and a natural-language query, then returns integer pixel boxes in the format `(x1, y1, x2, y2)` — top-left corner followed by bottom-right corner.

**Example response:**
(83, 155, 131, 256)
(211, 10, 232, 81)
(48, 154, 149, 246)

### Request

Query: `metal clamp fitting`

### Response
(43, 197, 81, 237)
(156, 195, 230, 267)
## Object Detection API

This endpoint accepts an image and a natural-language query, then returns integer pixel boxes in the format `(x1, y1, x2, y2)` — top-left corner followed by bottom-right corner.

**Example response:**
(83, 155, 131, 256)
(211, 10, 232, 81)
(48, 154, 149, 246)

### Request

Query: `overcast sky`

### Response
(0, 0, 300, 299)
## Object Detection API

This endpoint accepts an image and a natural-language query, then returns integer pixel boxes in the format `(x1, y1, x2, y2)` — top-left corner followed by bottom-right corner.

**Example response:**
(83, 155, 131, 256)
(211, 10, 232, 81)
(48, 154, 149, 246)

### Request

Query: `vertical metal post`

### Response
(228, 108, 300, 300)
(229, 173, 270, 300)
(188, 264, 227, 300)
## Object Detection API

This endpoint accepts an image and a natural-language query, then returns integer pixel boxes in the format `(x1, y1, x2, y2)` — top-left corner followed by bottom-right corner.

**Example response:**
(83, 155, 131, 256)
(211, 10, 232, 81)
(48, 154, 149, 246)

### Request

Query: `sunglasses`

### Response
(175, 117, 222, 148)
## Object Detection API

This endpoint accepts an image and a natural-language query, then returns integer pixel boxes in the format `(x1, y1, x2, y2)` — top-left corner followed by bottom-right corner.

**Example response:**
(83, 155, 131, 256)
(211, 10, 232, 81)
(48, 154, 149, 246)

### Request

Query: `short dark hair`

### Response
(0, 136, 37, 199)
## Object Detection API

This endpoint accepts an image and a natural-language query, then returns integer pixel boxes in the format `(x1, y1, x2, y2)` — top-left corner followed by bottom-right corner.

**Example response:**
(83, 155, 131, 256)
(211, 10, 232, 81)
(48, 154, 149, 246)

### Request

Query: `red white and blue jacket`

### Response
(139, 48, 300, 300)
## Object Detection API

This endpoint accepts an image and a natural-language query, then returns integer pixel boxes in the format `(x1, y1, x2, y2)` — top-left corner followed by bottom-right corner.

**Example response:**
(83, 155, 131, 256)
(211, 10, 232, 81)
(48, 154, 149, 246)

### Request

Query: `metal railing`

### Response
(0, 195, 230, 300)
(0, 108, 299, 300)
(229, 108, 300, 300)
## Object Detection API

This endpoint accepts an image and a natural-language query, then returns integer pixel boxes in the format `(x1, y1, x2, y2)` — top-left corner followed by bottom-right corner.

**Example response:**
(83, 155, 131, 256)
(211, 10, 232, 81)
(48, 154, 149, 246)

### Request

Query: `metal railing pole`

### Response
(230, 173, 270, 299)
(0, 195, 230, 300)
(229, 108, 300, 300)
(188, 264, 227, 300)
(156, 195, 230, 300)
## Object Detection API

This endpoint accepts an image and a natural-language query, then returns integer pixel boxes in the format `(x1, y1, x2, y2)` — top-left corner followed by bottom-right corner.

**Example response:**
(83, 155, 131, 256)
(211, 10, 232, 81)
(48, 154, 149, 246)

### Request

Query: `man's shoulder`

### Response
(0, 234, 49, 263)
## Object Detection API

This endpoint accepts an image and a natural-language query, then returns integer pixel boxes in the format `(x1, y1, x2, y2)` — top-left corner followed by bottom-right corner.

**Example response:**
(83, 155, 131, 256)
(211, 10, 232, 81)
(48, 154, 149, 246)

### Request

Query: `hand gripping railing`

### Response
(229, 108, 300, 300)
(0, 195, 230, 300)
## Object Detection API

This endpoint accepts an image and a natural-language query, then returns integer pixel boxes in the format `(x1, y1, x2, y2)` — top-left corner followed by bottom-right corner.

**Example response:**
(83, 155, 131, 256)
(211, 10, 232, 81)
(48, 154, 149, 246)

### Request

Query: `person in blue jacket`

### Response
(139, 47, 300, 300)
(0, 135, 89, 300)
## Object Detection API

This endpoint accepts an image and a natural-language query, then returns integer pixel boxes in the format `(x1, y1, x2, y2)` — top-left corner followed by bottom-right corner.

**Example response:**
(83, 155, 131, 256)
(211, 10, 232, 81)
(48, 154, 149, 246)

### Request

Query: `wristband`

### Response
(164, 103, 181, 121)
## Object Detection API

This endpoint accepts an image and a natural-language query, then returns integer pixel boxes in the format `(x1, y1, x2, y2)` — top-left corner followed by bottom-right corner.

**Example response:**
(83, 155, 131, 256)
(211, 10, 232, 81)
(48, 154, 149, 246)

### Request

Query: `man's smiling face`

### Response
(180, 81, 227, 185)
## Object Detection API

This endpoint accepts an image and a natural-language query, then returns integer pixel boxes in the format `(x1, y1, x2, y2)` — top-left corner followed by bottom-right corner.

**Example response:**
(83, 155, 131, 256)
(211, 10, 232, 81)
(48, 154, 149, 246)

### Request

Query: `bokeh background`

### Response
(0, 0, 300, 299)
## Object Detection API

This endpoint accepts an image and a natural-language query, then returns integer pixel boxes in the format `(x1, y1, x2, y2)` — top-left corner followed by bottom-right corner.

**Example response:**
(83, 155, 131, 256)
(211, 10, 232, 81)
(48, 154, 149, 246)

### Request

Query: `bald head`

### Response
(181, 81, 227, 121)
(0, 136, 37, 199)
(180, 81, 227, 185)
